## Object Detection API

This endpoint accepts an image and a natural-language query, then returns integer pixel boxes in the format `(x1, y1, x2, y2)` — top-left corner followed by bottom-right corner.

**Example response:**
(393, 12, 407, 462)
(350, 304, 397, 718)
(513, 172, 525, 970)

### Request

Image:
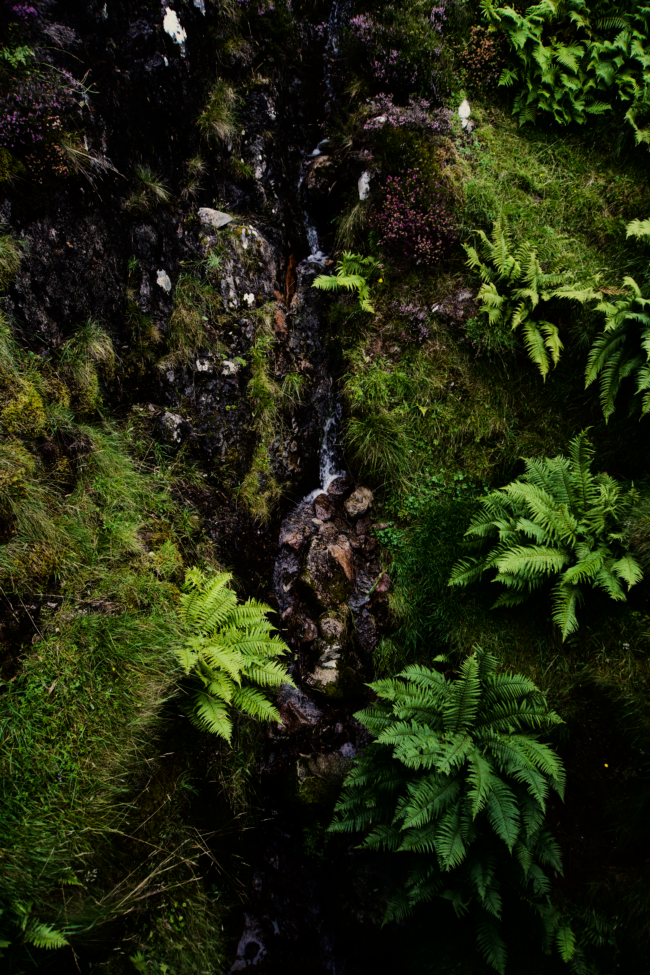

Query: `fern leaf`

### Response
(485, 777, 521, 851)
(476, 916, 508, 974)
(556, 924, 577, 961)
(612, 553, 643, 587)
(191, 691, 233, 740)
(232, 685, 280, 722)
(24, 923, 68, 950)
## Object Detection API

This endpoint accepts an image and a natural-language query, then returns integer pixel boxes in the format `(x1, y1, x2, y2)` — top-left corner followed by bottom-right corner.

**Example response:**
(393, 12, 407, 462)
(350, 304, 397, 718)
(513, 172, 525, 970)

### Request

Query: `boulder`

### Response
(198, 207, 234, 230)
(326, 473, 353, 498)
(344, 486, 373, 519)
(277, 685, 322, 732)
(313, 492, 336, 521)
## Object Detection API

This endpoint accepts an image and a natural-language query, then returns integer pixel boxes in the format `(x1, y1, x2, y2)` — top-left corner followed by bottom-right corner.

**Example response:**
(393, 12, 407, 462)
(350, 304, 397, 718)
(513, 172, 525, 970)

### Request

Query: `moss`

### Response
(0, 382, 46, 437)
(0, 147, 26, 184)
(323, 661, 364, 701)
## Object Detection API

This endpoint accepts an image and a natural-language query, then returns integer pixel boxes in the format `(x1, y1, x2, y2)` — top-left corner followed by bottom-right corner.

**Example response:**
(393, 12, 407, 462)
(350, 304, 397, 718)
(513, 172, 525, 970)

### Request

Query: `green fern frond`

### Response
(24, 923, 69, 950)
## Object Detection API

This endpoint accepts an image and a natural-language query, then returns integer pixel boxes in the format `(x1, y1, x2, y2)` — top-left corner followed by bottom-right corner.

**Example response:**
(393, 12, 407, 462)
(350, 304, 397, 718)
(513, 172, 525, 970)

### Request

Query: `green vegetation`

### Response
(198, 79, 237, 144)
(321, 0, 650, 969)
(482, 0, 650, 139)
(464, 215, 596, 377)
(449, 431, 643, 638)
(125, 164, 171, 214)
(176, 568, 293, 741)
(313, 252, 383, 313)
(331, 649, 568, 973)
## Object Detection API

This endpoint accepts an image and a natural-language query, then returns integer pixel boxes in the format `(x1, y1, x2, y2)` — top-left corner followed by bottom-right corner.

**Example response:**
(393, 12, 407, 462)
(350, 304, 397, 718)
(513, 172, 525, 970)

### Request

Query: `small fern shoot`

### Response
(177, 568, 294, 741)
(312, 252, 383, 313)
(449, 431, 642, 639)
(330, 648, 569, 974)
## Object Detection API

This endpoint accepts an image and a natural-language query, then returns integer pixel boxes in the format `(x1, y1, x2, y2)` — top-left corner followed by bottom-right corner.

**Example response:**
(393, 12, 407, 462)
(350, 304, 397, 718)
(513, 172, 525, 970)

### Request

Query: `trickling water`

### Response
(304, 397, 345, 502)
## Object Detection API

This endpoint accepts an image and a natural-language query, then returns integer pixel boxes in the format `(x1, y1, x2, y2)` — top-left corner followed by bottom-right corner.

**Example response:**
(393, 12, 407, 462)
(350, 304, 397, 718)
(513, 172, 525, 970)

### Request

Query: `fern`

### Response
(450, 432, 642, 639)
(586, 225, 650, 418)
(464, 215, 596, 378)
(313, 251, 383, 313)
(177, 569, 294, 742)
(482, 0, 650, 143)
(330, 648, 565, 972)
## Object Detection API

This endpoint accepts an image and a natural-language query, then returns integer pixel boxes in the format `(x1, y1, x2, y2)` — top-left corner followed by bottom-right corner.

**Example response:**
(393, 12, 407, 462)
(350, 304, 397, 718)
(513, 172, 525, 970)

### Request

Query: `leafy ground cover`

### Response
(319, 0, 650, 969)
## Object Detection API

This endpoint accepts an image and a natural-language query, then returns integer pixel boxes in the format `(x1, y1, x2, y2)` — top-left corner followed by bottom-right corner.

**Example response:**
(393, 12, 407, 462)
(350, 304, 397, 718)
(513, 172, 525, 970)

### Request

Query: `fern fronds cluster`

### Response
(449, 432, 642, 639)
(330, 648, 571, 973)
(313, 251, 383, 313)
(464, 215, 596, 378)
(481, 0, 650, 142)
(177, 568, 294, 741)
(586, 220, 650, 419)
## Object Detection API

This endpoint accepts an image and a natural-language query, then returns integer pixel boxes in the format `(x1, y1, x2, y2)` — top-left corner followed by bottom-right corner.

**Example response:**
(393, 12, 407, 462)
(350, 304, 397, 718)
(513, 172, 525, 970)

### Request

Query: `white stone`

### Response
(198, 207, 233, 229)
(358, 170, 371, 201)
(222, 359, 240, 376)
(243, 293, 255, 307)
(193, 0, 205, 12)
(458, 99, 471, 129)
(156, 269, 172, 292)
(163, 8, 186, 53)
(195, 357, 212, 372)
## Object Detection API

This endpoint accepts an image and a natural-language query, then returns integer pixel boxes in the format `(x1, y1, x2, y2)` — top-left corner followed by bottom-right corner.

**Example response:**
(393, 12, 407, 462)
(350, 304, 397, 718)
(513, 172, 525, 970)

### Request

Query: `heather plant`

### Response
(348, 6, 446, 100)
(373, 169, 456, 267)
(364, 94, 451, 134)
(0, 70, 83, 156)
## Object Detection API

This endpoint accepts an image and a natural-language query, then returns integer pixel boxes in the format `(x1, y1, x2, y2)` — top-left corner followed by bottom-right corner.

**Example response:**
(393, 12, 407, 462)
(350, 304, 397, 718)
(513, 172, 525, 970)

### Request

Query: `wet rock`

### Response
(278, 684, 322, 732)
(300, 618, 318, 642)
(295, 749, 354, 804)
(326, 473, 354, 498)
(344, 486, 373, 519)
(304, 154, 335, 209)
(375, 572, 391, 593)
(300, 534, 354, 610)
(313, 493, 336, 521)
(230, 914, 266, 972)
(278, 525, 307, 551)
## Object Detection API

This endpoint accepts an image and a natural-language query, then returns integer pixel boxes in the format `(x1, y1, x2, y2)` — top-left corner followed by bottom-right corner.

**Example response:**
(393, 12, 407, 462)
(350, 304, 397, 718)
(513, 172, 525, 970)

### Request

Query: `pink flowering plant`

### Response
(0, 3, 89, 178)
(348, 5, 447, 99)
(373, 169, 456, 267)
(364, 94, 451, 134)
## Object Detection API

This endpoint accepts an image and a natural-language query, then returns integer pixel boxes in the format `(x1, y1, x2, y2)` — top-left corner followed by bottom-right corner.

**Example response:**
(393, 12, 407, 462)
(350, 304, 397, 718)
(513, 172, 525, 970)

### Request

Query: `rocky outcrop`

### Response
(274, 484, 389, 700)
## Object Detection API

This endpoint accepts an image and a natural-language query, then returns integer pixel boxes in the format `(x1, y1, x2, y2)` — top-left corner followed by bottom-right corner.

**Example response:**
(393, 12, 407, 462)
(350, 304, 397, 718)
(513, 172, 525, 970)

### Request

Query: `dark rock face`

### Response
(274, 489, 389, 697)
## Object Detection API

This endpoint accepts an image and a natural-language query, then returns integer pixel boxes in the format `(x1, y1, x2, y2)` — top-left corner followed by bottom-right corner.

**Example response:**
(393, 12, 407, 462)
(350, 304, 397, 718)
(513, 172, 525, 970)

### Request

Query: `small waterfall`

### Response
(304, 396, 345, 501)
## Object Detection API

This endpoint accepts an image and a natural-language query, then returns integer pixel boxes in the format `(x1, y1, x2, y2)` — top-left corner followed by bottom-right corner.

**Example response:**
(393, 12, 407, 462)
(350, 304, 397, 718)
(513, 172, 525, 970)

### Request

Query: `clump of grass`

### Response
(281, 371, 306, 404)
(158, 274, 220, 371)
(237, 443, 282, 524)
(125, 164, 171, 214)
(57, 317, 114, 414)
(237, 309, 283, 522)
(182, 154, 207, 201)
(197, 79, 237, 144)
(0, 230, 23, 290)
